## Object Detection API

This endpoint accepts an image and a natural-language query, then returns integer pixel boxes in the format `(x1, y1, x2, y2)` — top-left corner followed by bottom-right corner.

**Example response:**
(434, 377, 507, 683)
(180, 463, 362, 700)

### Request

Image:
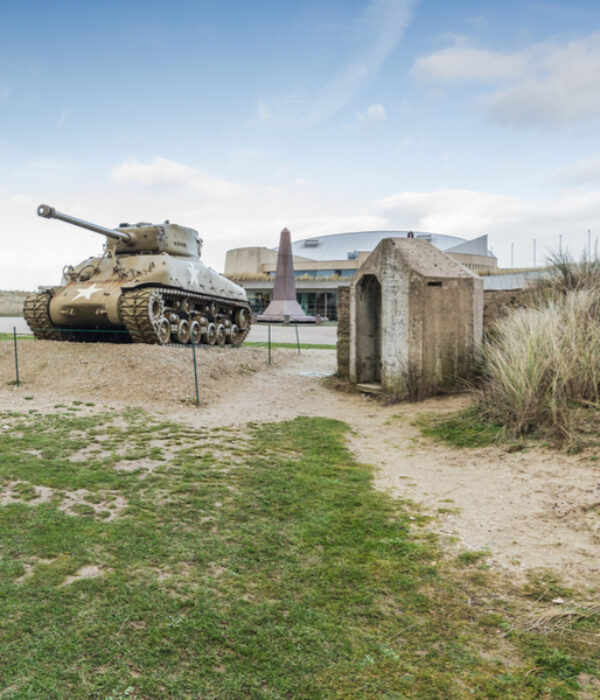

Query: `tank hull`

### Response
(25, 246, 251, 345)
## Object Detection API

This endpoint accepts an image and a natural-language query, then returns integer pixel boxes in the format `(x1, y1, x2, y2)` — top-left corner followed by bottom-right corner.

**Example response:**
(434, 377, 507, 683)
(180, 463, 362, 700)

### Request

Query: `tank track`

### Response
(23, 292, 65, 340)
(23, 291, 129, 343)
(119, 286, 251, 346)
(23, 288, 251, 346)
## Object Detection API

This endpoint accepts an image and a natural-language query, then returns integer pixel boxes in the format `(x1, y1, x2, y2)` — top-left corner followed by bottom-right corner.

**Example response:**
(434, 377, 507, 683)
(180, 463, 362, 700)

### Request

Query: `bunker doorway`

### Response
(356, 274, 381, 384)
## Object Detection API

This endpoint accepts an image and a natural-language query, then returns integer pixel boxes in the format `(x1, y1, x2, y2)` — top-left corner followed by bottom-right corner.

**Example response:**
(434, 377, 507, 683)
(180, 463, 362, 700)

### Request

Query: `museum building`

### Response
(224, 230, 497, 320)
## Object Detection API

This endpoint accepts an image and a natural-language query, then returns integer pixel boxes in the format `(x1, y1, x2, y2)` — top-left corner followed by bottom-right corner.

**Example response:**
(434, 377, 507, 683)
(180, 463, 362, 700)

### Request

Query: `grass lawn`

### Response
(243, 342, 336, 350)
(0, 407, 598, 698)
(0, 334, 33, 342)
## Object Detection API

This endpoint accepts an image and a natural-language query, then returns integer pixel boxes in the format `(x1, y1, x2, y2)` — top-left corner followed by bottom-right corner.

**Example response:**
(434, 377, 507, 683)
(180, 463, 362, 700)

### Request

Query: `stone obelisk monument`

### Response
(257, 228, 315, 322)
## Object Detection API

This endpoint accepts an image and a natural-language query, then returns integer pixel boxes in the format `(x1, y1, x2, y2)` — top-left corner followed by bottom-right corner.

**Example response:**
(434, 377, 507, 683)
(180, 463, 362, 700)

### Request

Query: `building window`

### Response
(296, 292, 338, 319)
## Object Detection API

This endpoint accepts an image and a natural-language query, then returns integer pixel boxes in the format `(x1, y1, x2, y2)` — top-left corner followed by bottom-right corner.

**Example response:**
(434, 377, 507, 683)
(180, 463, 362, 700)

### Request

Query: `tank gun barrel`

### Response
(37, 204, 132, 243)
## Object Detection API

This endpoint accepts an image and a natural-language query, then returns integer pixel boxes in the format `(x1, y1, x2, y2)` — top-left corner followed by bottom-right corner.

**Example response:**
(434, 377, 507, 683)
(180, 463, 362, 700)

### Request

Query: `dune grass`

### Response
(462, 254, 600, 445)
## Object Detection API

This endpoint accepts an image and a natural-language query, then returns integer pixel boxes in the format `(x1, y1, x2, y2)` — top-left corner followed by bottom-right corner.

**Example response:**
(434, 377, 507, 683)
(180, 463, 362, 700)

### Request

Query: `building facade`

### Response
(225, 230, 496, 320)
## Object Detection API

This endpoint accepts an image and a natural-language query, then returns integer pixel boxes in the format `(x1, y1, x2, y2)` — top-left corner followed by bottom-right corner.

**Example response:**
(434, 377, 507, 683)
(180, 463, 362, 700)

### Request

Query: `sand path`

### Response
(2, 344, 599, 586)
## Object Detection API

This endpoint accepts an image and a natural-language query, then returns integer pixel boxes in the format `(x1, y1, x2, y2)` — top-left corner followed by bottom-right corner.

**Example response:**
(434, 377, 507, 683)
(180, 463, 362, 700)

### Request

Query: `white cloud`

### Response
(413, 46, 526, 82)
(284, 214, 388, 238)
(357, 103, 387, 121)
(378, 187, 600, 264)
(264, 0, 415, 125)
(4, 177, 600, 289)
(110, 156, 242, 197)
(379, 188, 520, 235)
(0, 194, 30, 209)
(549, 159, 600, 187)
(413, 33, 600, 126)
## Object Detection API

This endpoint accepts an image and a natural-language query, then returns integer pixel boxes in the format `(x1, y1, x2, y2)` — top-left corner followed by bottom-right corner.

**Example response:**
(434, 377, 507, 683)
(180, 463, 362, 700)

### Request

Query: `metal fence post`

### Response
(268, 325, 272, 365)
(13, 327, 20, 386)
(295, 322, 300, 354)
(191, 341, 200, 406)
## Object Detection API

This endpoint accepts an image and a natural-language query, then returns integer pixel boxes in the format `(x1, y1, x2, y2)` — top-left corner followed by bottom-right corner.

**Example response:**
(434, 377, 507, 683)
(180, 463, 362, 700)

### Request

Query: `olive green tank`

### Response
(23, 204, 251, 345)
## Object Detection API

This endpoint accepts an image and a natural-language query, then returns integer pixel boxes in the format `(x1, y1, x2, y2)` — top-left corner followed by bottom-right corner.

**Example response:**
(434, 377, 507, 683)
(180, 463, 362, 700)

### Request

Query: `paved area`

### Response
(247, 323, 336, 345)
(2, 316, 338, 345)
(1, 317, 28, 334)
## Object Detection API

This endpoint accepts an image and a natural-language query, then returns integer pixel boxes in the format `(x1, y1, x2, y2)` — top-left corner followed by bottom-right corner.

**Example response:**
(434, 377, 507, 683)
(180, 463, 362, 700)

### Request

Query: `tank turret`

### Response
(37, 204, 203, 257)
(24, 204, 251, 345)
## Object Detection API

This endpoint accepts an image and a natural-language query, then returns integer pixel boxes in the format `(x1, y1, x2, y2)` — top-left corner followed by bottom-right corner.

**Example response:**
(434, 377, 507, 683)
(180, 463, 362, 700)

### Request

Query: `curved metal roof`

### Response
(285, 230, 496, 261)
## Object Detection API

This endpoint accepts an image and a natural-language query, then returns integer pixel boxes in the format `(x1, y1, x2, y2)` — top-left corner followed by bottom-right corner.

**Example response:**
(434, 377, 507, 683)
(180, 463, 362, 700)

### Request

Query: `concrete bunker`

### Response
(349, 238, 483, 398)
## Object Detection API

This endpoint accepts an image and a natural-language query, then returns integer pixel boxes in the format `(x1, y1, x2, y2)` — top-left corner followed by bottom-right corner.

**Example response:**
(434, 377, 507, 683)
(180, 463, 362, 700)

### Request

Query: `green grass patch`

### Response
(244, 341, 336, 350)
(0, 333, 33, 341)
(0, 409, 598, 697)
(456, 550, 490, 566)
(416, 408, 506, 448)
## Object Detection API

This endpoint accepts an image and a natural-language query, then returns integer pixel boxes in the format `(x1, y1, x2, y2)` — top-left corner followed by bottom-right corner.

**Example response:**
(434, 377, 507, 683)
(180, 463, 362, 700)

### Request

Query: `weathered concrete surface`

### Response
(336, 286, 350, 377)
(349, 238, 483, 398)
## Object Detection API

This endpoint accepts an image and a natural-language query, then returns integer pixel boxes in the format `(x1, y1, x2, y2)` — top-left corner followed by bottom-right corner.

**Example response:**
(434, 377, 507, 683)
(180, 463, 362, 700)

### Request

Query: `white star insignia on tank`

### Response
(186, 263, 200, 287)
(73, 283, 103, 300)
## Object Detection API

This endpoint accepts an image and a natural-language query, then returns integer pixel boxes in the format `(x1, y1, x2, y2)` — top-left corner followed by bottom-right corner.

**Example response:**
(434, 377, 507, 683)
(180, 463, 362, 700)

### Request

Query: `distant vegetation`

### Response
(0, 290, 30, 316)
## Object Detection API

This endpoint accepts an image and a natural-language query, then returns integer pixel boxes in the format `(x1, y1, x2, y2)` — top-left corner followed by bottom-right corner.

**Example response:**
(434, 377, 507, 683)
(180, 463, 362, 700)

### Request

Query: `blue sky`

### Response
(2, 0, 600, 287)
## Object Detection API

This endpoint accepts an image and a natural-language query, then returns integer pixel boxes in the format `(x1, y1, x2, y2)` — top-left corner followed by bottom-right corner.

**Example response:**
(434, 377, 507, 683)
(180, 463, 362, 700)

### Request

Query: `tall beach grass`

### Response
(477, 254, 600, 442)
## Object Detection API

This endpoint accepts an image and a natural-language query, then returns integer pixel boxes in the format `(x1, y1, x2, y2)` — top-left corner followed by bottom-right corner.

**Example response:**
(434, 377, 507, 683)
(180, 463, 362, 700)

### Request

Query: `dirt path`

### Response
(2, 343, 599, 586)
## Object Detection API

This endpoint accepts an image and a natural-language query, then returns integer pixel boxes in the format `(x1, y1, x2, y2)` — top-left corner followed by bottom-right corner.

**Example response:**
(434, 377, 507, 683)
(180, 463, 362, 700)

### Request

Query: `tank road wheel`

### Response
(205, 322, 217, 345)
(227, 324, 240, 345)
(215, 324, 226, 346)
(181, 297, 192, 314)
(157, 318, 171, 344)
(234, 307, 250, 330)
(189, 320, 202, 345)
(176, 319, 191, 344)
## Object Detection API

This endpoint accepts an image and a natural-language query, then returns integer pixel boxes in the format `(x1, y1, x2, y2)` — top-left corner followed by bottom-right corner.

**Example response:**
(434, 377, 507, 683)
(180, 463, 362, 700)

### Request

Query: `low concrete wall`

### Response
(336, 286, 350, 378)
(482, 270, 548, 290)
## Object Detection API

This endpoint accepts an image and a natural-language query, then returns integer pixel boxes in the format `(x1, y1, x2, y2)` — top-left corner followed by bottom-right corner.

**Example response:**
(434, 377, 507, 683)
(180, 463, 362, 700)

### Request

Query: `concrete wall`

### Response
(226, 244, 497, 280)
(451, 252, 498, 274)
(336, 286, 350, 378)
(482, 269, 549, 290)
(224, 247, 278, 277)
(408, 277, 482, 395)
(349, 238, 483, 398)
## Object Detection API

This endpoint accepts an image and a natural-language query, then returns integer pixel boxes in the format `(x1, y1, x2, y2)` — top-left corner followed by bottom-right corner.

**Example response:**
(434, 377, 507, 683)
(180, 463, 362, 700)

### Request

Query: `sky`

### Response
(1, 0, 600, 289)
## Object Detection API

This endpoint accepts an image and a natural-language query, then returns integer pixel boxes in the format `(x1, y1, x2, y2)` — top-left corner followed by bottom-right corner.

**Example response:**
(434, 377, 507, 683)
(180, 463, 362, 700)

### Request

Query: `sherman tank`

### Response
(23, 204, 251, 345)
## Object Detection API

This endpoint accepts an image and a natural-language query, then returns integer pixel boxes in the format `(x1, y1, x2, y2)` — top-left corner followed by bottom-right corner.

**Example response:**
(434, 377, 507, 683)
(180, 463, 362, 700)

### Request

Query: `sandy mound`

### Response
(0, 339, 281, 408)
